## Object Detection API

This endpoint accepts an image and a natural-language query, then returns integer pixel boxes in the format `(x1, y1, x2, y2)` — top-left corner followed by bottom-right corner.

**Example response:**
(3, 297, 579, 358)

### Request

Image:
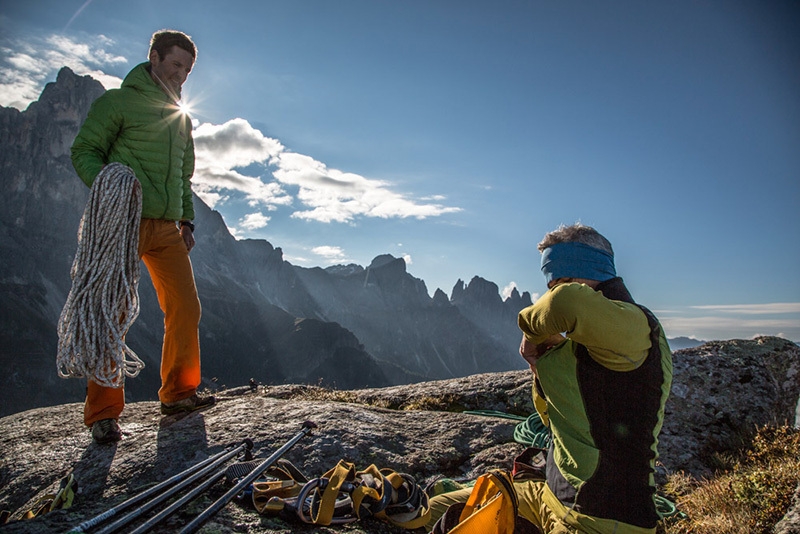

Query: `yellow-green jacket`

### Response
(71, 62, 195, 221)
(518, 278, 673, 529)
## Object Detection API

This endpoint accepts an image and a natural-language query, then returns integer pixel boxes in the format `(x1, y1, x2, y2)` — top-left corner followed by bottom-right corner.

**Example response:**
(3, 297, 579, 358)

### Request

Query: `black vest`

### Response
(545, 277, 667, 529)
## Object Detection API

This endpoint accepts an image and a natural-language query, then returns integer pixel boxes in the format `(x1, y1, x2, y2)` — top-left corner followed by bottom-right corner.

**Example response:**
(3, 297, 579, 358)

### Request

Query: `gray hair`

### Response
(537, 223, 614, 255)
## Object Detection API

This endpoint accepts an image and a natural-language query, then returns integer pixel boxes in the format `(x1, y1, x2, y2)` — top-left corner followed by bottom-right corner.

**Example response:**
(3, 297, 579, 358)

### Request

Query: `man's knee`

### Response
(426, 487, 473, 530)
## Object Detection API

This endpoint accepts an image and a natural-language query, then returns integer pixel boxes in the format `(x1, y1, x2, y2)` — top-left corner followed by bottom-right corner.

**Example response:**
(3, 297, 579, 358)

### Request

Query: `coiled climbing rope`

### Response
(56, 162, 145, 387)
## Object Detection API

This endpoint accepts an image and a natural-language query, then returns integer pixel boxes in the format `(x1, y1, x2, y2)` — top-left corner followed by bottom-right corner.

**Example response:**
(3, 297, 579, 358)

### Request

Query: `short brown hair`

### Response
(149, 30, 197, 61)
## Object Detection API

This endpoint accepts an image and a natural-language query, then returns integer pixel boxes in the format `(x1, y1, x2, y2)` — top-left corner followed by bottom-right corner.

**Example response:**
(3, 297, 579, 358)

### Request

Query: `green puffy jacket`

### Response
(71, 62, 195, 221)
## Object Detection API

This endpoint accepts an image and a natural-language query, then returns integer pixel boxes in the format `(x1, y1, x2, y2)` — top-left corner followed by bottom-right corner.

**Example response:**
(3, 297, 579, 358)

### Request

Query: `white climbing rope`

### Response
(57, 162, 145, 387)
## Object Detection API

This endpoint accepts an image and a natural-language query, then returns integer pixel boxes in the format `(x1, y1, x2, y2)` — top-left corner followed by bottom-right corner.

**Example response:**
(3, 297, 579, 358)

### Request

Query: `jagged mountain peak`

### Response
(324, 263, 365, 277)
(432, 288, 450, 307)
(465, 276, 502, 303)
(367, 253, 403, 270)
(27, 67, 104, 122)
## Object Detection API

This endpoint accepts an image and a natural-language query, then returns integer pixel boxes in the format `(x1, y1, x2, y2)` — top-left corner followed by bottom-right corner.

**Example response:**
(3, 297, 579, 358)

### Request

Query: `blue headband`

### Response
(540, 242, 616, 284)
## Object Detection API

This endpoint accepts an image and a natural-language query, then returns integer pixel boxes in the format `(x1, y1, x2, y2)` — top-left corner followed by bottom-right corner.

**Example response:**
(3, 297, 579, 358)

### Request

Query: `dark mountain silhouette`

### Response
(0, 67, 531, 417)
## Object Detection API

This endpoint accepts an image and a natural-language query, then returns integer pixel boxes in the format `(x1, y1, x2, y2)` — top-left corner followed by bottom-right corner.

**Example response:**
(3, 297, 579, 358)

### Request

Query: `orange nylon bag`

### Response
(447, 470, 518, 534)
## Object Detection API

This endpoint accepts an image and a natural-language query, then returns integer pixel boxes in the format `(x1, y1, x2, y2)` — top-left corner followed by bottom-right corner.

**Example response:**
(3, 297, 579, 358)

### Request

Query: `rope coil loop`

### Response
(56, 162, 145, 387)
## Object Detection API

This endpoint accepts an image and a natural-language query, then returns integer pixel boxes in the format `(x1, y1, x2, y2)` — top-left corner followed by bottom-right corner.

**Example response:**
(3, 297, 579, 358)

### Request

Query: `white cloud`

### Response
(658, 315, 800, 342)
(502, 282, 518, 300)
(283, 253, 311, 264)
(0, 32, 125, 109)
(192, 118, 461, 225)
(281, 159, 462, 223)
(192, 119, 294, 212)
(194, 119, 284, 169)
(311, 246, 350, 264)
(191, 184, 229, 210)
(402, 254, 413, 266)
(690, 303, 800, 315)
(240, 212, 270, 230)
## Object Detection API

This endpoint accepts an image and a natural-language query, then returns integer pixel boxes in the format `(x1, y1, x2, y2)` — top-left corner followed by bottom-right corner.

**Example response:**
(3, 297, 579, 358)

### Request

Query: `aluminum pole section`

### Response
(65, 439, 251, 534)
(179, 421, 317, 534)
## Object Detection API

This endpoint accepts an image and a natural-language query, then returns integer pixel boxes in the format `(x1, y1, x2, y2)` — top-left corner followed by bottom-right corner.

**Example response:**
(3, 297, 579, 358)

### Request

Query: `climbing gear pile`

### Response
(57, 162, 145, 388)
(248, 458, 431, 529)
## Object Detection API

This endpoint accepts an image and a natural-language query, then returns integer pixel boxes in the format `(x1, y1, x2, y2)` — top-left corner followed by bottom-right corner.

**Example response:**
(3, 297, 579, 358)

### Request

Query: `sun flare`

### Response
(177, 100, 193, 116)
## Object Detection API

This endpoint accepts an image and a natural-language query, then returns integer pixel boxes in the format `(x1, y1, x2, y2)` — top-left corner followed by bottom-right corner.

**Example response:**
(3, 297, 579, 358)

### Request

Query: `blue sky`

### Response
(2, 1, 799, 342)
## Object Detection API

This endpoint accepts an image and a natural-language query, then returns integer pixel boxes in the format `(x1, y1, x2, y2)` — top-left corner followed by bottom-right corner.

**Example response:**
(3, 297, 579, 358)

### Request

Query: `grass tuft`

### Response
(660, 424, 800, 534)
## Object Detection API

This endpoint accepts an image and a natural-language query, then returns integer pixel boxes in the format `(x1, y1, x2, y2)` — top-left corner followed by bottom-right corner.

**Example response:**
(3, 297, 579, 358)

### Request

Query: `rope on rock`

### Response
(513, 412, 551, 449)
(56, 162, 145, 387)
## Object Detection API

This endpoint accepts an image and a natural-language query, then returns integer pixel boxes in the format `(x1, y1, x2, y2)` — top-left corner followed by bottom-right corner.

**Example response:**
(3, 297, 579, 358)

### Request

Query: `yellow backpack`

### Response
(431, 469, 520, 534)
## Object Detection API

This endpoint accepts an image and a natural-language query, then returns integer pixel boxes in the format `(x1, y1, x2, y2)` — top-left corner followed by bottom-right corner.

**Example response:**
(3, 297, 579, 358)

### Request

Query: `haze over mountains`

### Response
(0, 67, 703, 418)
(0, 68, 531, 416)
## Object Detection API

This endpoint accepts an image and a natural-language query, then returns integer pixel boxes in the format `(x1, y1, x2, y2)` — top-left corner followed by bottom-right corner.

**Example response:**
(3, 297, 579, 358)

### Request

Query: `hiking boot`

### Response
(160, 393, 216, 416)
(91, 418, 122, 444)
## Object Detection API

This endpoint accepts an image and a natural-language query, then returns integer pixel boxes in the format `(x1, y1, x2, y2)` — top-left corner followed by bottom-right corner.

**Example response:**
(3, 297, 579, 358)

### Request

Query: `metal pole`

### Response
(92, 441, 250, 534)
(127, 470, 227, 534)
(179, 421, 317, 534)
(64, 440, 251, 534)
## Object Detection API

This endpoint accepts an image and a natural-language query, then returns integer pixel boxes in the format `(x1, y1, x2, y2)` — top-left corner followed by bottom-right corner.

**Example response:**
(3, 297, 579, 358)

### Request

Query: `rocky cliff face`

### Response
(0, 69, 108, 415)
(291, 257, 530, 381)
(0, 337, 797, 533)
(0, 67, 531, 418)
(450, 276, 532, 355)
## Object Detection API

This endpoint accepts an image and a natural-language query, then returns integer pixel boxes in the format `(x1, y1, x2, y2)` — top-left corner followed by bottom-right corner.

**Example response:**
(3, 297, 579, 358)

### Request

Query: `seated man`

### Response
(428, 223, 673, 533)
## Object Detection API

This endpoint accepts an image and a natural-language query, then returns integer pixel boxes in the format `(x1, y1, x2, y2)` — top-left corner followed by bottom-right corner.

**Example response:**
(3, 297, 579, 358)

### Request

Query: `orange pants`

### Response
(84, 219, 202, 426)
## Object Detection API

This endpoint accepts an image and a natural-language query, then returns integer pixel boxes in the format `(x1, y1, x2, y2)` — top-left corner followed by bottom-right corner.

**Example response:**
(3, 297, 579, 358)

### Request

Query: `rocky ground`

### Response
(0, 336, 798, 533)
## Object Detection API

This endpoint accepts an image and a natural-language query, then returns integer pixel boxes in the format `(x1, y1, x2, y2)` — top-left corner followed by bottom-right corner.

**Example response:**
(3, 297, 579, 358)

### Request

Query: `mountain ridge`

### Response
(1, 67, 533, 417)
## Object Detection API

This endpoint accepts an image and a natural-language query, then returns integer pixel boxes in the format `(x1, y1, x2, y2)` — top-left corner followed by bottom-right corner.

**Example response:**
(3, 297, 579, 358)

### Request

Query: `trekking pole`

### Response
(179, 421, 317, 534)
(65, 439, 252, 534)
(127, 468, 227, 534)
(91, 439, 253, 534)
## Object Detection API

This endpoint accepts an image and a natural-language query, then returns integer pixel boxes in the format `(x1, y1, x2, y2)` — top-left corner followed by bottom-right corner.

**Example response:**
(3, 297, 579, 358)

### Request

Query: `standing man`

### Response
(71, 30, 214, 444)
(428, 223, 673, 533)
